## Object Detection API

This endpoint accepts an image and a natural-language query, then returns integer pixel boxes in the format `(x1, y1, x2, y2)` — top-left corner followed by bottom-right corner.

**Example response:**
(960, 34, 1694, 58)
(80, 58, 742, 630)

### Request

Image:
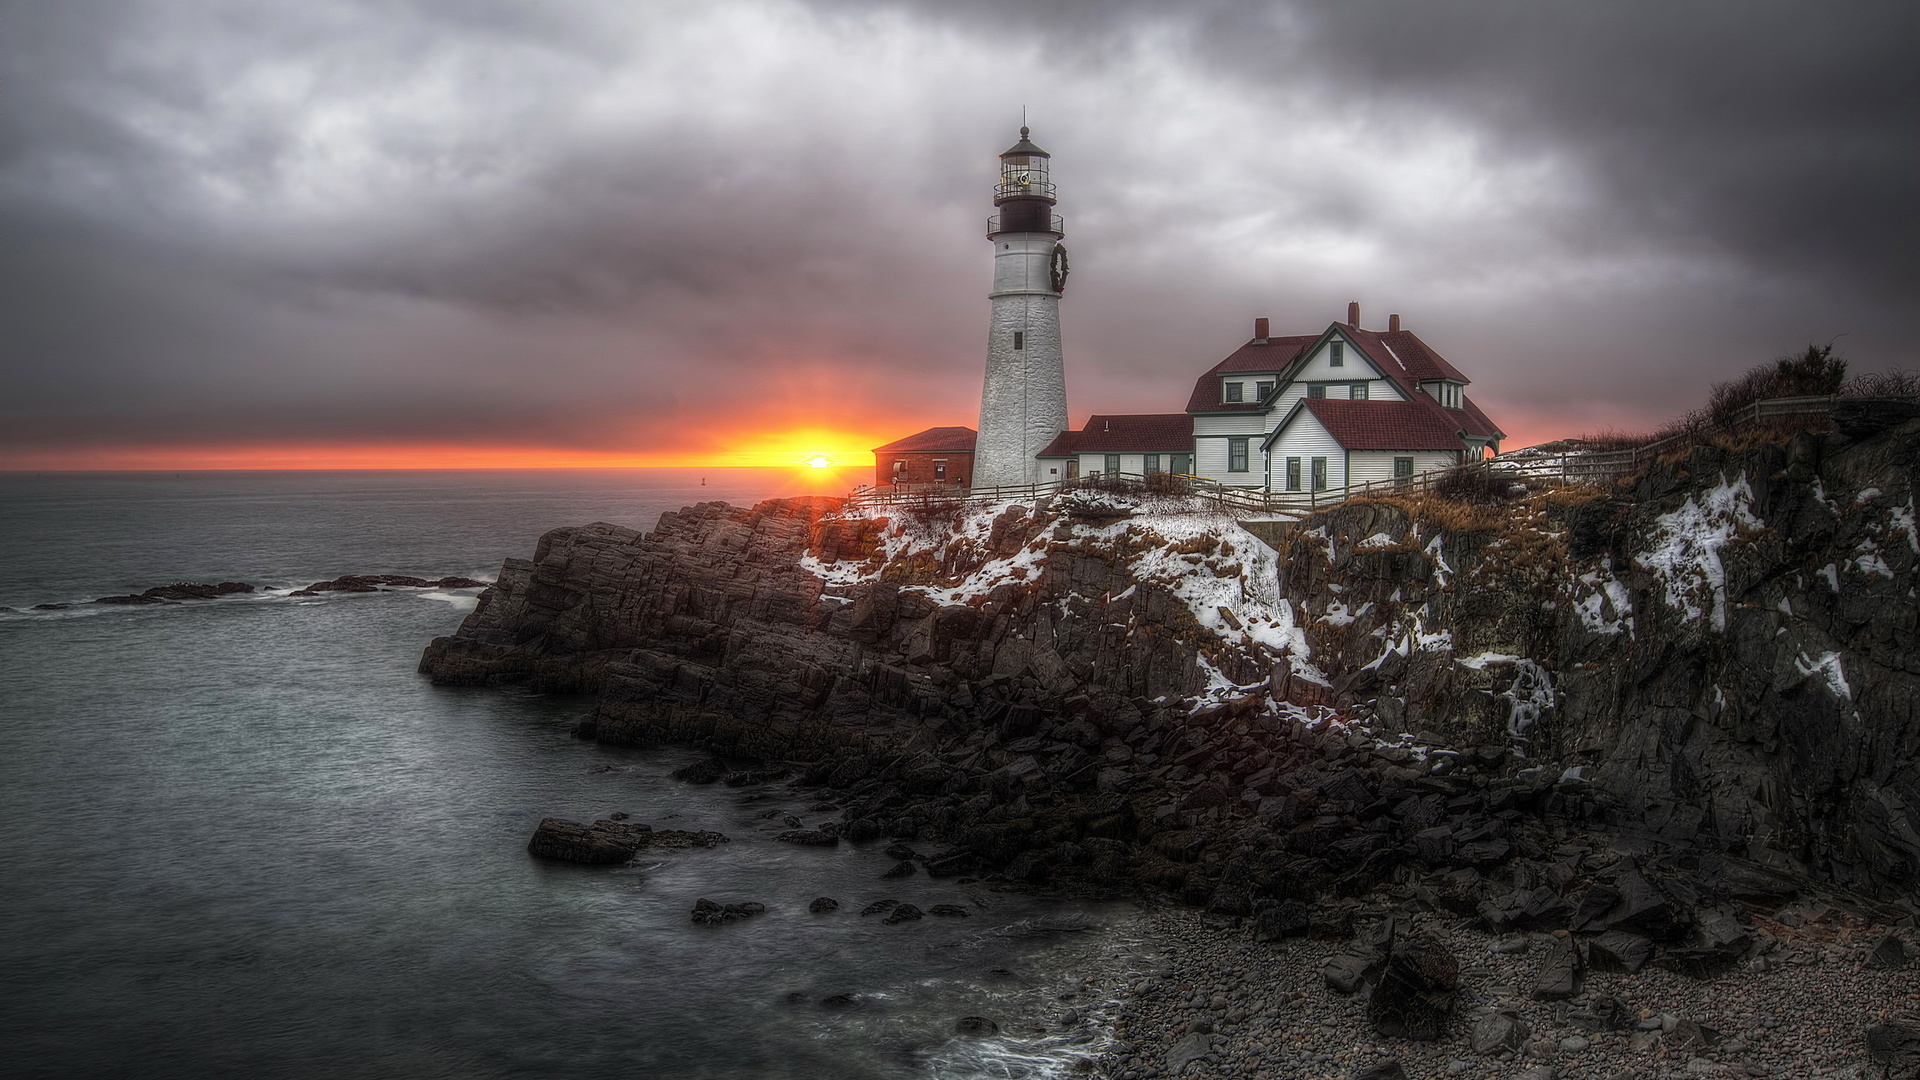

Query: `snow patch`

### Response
(1457, 651, 1523, 670)
(1634, 473, 1762, 631)
(1573, 561, 1634, 636)
(1502, 660, 1556, 755)
(1890, 499, 1919, 555)
(1853, 539, 1895, 580)
(1794, 651, 1851, 700)
(1424, 536, 1452, 587)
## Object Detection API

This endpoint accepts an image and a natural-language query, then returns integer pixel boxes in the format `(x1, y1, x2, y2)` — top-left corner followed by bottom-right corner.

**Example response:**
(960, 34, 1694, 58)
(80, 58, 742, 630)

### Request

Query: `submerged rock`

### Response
(691, 898, 765, 925)
(524, 817, 724, 863)
(954, 1016, 999, 1037)
(526, 818, 651, 864)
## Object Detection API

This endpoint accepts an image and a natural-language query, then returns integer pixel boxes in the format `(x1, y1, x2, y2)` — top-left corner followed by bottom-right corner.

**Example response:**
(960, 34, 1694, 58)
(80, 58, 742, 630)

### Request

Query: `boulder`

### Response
(808, 897, 840, 913)
(1350, 1060, 1407, 1080)
(672, 758, 728, 784)
(1164, 1032, 1214, 1075)
(928, 904, 969, 917)
(1868, 932, 1912, 971)
(955, 1016, 999, 1037)
(860, 899, 898, 916)
(1252, 901, 1311, 942)
(1866, 1017, 1920, 1079)
(1368, 934, 1459, 1041)
(881, 860, 916, 879)
(882, 903, 923, 924)
(1587, 930, 1653, 974)
(1531, 937, 1583, 1000)
(525, 818, 651, 864)
(691, 898, 765, 924)
(1322, 949, 1383, 995)
(1470, 1010, 1530, 1055)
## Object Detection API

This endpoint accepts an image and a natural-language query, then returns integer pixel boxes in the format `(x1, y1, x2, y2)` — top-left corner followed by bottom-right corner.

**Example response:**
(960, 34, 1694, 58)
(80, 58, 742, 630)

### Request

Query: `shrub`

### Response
(1433, 464, 1514, 505)
(1847, 368, 1920, 399)
(1705, 344, 1846, 430)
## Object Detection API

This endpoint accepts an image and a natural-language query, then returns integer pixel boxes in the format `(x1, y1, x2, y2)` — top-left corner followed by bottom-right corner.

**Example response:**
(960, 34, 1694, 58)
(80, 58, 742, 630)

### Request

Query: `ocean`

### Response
(0, 470, 1148, 1080)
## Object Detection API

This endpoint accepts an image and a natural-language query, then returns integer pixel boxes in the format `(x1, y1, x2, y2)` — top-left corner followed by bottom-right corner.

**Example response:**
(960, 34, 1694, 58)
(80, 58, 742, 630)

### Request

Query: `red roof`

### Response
(1183, 336, 1316, 413)
(1361, 328, 1468, 384)
(1265, 397, 1497, 451)
(1037, 414, 1194, 456)
(1186, 324, 1481, 413)
(873, 426, 976, 453)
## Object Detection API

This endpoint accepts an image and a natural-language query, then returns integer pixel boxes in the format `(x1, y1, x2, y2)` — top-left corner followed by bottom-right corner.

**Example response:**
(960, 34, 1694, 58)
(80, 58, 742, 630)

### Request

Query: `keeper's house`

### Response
(1187, 303, 1505, 490)
(872, 426, 976, 487)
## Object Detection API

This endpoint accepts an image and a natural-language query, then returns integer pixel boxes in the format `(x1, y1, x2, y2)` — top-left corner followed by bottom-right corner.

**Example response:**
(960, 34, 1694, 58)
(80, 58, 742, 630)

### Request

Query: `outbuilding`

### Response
(871, 426, 976, 488)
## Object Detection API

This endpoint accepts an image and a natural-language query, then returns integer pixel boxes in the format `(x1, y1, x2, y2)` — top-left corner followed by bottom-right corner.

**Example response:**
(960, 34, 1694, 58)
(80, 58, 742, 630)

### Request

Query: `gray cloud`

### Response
(1, 0, 1914, 460)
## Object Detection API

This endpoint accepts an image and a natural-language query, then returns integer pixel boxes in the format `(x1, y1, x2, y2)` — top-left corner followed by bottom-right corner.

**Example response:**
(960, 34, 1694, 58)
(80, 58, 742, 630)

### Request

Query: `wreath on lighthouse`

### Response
(1049, 242, 1070, 294)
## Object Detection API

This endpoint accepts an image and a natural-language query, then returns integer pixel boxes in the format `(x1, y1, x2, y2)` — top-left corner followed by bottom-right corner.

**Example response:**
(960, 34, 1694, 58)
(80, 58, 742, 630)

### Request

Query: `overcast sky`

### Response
(2, 0, 1915, 465)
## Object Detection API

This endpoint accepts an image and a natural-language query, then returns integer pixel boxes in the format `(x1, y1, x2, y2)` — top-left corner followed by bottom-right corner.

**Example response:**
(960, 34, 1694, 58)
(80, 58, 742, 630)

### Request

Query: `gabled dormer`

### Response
(1420, 380, 1465, 410)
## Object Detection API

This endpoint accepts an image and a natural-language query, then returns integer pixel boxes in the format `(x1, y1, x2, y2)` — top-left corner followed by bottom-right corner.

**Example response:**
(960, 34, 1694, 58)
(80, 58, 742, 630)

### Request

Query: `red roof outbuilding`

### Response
(872, 426, 977, 454)
(1037, 414, 1194, 457)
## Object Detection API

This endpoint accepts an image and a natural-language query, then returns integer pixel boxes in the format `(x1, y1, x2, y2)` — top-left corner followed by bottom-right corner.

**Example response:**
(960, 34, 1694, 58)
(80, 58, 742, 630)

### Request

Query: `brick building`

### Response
(871, 426, 976, 488)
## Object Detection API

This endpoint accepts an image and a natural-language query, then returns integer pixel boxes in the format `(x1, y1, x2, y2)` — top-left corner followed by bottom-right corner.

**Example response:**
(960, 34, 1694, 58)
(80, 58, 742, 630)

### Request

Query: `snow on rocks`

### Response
(1572, 560, 1635, 636)
(1635, 473, 1764, 631)
(799, 492, 1318, 701)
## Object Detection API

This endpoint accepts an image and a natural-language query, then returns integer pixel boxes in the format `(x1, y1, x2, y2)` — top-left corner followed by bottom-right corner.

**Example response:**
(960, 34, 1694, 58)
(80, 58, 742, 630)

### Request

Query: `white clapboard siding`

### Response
(1346, 449, 1461, 484)
(1265, 411, 1349, 490)
(1193, 413, 1266, 437)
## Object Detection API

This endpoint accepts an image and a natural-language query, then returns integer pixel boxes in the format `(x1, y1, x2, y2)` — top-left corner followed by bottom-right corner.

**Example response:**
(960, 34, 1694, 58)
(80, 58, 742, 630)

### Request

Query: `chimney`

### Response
(1347, 301, 1360, 328)
(1253, 317, 1269, 342)
(1388, 313, 1401, 332)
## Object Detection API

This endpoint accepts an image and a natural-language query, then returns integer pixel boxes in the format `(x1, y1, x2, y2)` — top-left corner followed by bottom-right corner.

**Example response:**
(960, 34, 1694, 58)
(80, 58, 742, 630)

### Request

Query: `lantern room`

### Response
(995, 126, 1055, 203)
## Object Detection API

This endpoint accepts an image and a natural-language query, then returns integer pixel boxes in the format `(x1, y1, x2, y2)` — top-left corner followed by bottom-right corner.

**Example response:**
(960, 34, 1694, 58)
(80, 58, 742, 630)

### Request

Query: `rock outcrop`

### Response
(425, 417, 1920, 929)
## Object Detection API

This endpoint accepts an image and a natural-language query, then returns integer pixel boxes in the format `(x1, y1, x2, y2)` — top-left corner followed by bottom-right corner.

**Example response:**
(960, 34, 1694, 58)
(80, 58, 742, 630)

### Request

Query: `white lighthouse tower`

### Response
(973, 127, 1069, 490)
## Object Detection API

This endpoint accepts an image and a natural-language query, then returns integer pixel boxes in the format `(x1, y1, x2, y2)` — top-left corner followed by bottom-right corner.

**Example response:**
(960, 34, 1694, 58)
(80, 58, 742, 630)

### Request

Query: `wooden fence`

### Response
(844, 395, 1904, 517)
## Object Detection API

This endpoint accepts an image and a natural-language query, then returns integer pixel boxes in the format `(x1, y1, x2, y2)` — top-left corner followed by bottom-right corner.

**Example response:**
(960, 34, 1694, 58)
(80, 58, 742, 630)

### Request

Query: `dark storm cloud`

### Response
(1, 0, 1914, 460)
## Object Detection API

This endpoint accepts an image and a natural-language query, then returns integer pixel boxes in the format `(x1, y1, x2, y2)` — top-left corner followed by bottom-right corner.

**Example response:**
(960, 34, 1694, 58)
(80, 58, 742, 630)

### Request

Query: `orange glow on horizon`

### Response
(0, 425, 918, 472)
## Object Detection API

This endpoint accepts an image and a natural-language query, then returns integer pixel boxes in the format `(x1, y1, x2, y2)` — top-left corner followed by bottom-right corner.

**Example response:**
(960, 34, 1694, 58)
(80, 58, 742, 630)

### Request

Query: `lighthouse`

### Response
(973, 126, 1069, 490)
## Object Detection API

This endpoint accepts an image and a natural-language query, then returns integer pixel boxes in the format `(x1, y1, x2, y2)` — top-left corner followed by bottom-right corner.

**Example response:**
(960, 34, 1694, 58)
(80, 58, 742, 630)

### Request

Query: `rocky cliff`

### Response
(420, 413, 1920, 925)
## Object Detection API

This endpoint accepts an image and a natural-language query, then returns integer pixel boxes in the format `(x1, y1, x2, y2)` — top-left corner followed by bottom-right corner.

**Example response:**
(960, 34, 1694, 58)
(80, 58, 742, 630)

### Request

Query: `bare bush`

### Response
(1433, 464, 1513, 505)
(1847, 368, 1920, 399)
(1705, 344, 1847, 430)
(898, 493, 962, 531)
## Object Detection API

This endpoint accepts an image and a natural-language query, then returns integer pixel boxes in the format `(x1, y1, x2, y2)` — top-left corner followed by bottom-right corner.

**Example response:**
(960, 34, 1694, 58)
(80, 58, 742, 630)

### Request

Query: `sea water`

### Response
(0, 471, 1151, 1080)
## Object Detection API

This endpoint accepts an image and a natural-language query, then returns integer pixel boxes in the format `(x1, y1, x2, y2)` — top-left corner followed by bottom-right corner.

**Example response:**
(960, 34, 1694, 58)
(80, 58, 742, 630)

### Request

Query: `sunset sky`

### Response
(2, 0, 1915, 469)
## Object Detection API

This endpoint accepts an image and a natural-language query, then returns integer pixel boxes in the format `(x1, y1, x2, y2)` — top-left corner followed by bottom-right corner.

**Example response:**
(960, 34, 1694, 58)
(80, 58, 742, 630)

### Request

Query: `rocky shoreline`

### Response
(422, 416, 1920, 1077)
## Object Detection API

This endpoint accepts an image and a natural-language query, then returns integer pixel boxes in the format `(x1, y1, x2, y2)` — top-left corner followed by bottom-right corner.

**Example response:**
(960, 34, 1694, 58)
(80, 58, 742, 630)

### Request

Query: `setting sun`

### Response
(804, 455, 835, 469)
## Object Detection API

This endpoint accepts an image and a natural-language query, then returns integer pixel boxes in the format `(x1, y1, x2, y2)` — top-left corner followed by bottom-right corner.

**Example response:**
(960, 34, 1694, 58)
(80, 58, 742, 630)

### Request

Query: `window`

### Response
(1311, 456, 1328, 490)
(933, 459, 947, 481)
(1171, 453, 1191, 475)
(1228, 438, 1249, 472)
(1066, 459, 1079, 480)
(1330, 341, 1344, 367)
(1307, 384, 1326, 399)
(1105, 454, 1121, 476)
(1012, 331, 1024, 351)
(1224, 382, 1243, 403)
(1393, 457, 1414, 481)
(1351, 383, 1369, 400)
(1285, 457, 1301, 491)
(1143, 454, 1161, 475)
(1255, 380, 1275, 401)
